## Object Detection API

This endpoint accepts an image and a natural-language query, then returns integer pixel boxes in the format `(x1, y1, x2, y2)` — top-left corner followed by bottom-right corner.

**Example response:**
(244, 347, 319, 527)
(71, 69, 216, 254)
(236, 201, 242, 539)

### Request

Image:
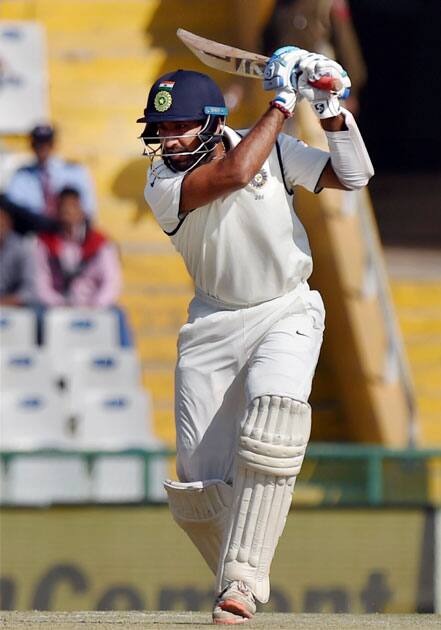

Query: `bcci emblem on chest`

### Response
(249, 168, 268, 199)
(250, 169, 268, 189)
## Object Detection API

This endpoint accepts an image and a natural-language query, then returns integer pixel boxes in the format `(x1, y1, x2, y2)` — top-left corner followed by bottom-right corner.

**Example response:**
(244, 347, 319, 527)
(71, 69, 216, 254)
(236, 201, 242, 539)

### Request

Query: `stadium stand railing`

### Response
(1, 445, 440, 507)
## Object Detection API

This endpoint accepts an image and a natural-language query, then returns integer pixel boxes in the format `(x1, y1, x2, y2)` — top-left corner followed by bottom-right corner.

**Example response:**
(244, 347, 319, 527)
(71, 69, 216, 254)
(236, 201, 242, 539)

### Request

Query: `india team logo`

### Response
(250, 168, 268, 189)
(154, 90, 173, 112)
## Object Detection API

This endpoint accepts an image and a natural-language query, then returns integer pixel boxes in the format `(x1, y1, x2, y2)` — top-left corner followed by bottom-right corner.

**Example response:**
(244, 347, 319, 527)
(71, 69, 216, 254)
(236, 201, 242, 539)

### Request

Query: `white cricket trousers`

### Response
(174, 282, 325, 483)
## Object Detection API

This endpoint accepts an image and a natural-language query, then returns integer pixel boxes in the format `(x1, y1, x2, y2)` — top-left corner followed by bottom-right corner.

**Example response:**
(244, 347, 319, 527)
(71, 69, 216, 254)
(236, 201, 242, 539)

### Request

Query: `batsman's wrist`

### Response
(320, 112, 347, 131)
(270, 100, 293, 119)
(269, 88, 296, 118)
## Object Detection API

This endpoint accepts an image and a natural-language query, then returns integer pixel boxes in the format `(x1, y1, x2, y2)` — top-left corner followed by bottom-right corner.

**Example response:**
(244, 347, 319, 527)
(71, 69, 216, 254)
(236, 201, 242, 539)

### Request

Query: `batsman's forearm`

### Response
(225, 106, 285, 185)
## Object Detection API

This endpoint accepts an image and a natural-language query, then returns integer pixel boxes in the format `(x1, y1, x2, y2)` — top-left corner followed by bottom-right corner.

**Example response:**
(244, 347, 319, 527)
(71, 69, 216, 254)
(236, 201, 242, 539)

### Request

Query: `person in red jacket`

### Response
(35, 186, 132, 345)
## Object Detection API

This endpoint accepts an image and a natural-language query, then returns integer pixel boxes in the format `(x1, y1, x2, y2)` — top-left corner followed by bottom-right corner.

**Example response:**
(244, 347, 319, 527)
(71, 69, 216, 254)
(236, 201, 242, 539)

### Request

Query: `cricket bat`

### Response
(177, 28, 341, 92)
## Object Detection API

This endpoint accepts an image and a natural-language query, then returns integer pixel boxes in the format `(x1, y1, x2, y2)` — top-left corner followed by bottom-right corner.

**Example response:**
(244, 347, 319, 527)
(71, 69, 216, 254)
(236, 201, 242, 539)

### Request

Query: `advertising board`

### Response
(0, 507, 433, 613)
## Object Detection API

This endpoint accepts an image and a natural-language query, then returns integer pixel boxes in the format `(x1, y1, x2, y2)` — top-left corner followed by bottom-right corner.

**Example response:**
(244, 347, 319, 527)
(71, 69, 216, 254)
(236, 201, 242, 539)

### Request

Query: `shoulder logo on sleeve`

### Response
(249, 168, 268, 189)
(154, 90, 172, 112)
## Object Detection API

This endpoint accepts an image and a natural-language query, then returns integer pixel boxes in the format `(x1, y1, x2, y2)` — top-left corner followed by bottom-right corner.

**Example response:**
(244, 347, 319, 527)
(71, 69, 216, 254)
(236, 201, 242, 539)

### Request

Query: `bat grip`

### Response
(308, 76, 343, 92)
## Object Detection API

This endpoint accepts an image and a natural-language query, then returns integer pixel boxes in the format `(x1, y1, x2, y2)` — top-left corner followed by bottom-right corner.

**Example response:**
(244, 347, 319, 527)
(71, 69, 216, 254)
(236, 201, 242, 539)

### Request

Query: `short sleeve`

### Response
(144, 164, 185, 234)
(277, 133, 330, 193)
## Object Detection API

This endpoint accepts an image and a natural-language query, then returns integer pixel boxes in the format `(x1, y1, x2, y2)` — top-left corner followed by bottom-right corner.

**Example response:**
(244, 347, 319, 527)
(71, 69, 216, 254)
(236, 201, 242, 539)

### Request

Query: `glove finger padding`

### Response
(296, 56, 351, 99)
(296, 55, 351, 118)
(263, 46, 309, 91)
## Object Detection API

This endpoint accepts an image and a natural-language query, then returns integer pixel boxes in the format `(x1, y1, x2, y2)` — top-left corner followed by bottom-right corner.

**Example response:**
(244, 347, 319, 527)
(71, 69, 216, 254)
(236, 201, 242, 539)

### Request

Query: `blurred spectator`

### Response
(262, 0, 367, 116)
(35, 187, 132, 346)
(0, 201, 35, 307)
(5, 124, 97, 218)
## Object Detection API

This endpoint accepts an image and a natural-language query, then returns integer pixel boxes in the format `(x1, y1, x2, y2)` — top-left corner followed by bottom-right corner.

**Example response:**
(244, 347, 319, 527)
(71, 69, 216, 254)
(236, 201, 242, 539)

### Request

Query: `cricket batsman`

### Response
(138, 46, 373, 624)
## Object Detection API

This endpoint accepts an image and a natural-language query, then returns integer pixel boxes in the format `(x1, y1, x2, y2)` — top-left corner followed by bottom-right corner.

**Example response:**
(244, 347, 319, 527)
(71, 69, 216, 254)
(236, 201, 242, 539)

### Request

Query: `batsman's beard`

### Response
(165, 151, 197, 172)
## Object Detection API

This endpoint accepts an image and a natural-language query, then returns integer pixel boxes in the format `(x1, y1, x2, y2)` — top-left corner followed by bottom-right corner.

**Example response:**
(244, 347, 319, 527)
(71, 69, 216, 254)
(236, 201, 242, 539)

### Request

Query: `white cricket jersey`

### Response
(144, 126, 329, 307)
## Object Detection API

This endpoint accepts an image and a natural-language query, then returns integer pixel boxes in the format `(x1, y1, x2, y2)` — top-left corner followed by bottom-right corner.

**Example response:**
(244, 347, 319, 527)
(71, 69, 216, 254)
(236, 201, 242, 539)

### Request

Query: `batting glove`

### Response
(295, 53, 351, 119)
(263, 46, 308, 90)
(264, 46, 309, 117)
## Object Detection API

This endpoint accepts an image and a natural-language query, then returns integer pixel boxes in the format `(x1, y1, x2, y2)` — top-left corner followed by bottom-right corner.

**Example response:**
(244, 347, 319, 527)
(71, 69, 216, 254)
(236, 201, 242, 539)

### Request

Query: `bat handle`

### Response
(309, 76, 342, 93)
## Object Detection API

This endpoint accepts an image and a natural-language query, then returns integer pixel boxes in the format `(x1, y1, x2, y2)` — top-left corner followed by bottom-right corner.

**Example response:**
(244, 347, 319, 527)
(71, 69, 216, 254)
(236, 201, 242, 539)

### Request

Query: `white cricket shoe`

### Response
(212, 580, 256, 625)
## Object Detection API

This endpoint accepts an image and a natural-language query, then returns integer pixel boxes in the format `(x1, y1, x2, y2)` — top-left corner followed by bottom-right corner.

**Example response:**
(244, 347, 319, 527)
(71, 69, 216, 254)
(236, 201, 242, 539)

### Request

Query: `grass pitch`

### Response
(1, 612, 440, 629)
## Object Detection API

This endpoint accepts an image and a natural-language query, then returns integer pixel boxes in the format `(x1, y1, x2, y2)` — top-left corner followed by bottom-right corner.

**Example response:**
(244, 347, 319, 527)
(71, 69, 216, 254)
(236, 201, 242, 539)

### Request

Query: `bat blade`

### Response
(177, 28, 344, 93)
(177, 28, 267, 79)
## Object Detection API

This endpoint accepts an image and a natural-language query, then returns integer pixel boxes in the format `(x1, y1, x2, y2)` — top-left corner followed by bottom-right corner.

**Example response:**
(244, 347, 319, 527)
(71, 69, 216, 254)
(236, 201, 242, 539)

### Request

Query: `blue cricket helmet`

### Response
(137, 69, 228, 128)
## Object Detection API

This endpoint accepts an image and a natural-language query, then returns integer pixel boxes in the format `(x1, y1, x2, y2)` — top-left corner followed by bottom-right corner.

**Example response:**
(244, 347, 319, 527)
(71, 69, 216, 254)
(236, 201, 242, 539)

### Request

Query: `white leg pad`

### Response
(164, 479, 232, 575)
(216, 396, 311, 603)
